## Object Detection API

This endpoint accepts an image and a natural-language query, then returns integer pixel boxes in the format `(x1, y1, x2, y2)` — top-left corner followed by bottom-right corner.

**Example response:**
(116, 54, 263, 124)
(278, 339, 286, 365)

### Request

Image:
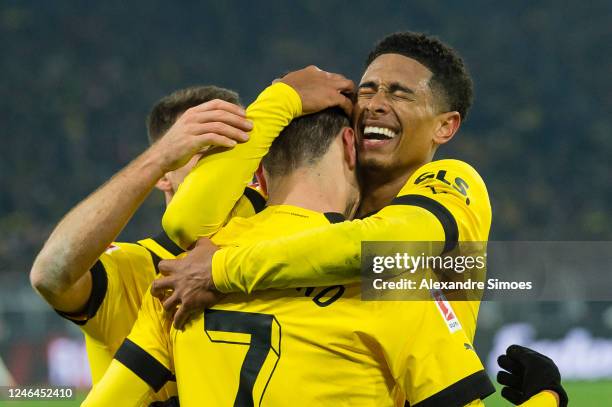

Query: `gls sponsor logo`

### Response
(414, 169, 471, 205)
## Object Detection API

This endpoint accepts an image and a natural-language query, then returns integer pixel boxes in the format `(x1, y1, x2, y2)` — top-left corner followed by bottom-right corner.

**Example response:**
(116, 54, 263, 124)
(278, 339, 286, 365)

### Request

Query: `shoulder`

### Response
(398, 159, 492, 241)
(105, 241, 151, 258)
(402, 159, 490, 206)
(99, 241, 158, 283)
(409, 159, 487, 187)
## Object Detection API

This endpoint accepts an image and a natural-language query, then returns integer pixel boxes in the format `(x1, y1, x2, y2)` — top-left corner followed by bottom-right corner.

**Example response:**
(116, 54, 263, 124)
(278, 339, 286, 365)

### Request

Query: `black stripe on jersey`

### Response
(144, 248, 163, 275)
(115, 339, 175, 392)
(410, 370, 495, 407)
(243, 186, 267, 213)
(323, 212, 346, 224)
(357, 209, 379, 219)
(152, 231, 184, 257)
(390, 194, 459, 254)
(54, 260, 108, 325)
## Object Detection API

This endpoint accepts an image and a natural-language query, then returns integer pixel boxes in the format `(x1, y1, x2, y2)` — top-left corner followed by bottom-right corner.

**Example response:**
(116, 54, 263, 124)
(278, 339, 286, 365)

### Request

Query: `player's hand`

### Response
(278, 65, 355, 117)
(151, 238, 222, 329)
(497, 344, 568, 407)
(149, 99, 253, 173)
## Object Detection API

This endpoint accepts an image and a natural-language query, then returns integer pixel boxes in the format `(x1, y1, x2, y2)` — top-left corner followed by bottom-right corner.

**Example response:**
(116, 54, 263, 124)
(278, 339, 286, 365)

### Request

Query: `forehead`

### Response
(360, 53, 433, 92)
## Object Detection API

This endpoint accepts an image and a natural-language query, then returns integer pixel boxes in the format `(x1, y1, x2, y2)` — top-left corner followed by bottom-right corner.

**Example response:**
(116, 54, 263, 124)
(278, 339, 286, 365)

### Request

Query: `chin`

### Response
(358, 155, 394, 175)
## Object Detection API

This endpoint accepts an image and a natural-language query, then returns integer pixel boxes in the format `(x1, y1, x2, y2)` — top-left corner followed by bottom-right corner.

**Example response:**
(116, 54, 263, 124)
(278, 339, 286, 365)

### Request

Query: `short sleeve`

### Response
(391, 297, 495, 406)
(114, 287, 174, 392)
(397, 159, 491, 245)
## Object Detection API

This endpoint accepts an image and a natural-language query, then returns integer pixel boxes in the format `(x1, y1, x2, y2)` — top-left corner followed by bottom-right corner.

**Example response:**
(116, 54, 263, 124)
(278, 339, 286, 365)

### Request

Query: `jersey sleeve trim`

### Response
(143, 248, 162, 275)
(152, 231, 184, 257)
(412, 370, 495, 407)
(114, 338, 175, 392)
(54, 260, 107, 325)
(390, 194, 459, 254)
(243, 186, 267, 214)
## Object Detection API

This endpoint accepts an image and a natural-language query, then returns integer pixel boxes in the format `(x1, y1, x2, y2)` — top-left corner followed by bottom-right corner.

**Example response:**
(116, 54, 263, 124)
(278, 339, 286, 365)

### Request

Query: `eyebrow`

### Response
(358, 81, 415, 94)
(358, 81, 378, 90)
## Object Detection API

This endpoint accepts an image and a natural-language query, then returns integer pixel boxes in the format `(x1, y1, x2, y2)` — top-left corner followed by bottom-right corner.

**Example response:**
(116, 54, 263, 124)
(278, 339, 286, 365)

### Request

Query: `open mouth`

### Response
(363, 126, 399, 140)
(362, 126, 399, 142)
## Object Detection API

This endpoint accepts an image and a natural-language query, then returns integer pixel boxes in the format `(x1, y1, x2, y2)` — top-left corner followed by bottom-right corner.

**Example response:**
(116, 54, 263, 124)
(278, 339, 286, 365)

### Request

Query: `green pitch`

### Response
(3, 381, 612, 406)
(485, 381, 612, 406)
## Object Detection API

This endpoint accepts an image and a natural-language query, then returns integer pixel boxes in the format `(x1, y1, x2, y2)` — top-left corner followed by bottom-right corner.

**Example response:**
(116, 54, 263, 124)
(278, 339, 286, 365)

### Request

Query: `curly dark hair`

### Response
(366, 32, 473, 120)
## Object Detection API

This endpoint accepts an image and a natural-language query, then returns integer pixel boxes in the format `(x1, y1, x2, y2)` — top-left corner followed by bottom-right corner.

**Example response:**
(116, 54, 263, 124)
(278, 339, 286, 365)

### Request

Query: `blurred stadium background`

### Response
(1, 1, 611, 404)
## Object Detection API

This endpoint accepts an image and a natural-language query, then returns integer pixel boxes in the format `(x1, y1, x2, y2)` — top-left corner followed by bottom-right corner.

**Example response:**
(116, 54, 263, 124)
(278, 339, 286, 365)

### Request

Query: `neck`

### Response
(164, 191, 173, 206)
(357, 160, 428, 216)
(266, 167, 358, 218)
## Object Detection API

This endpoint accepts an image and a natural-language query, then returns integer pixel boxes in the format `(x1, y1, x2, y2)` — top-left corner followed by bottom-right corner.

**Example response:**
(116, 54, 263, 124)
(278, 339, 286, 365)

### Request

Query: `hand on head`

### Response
(277, 65, 355, 117)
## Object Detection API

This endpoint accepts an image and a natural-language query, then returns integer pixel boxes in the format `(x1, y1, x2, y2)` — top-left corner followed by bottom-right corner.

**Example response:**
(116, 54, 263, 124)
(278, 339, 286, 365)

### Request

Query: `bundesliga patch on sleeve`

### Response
(432, 289, 462, 333)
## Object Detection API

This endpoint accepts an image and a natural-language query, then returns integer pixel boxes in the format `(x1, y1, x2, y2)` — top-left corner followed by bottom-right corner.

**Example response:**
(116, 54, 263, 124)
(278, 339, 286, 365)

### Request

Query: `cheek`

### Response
(399, 105, 436, 134)
(352, 103, 366, 125)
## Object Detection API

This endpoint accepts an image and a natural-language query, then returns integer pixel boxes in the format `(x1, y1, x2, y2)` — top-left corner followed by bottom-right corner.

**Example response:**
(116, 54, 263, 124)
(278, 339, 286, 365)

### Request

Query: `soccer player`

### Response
(152, 34, 569, 406)
(157, 32, 490, 345)
(83, 97, 496, 406)
(30, 85, 254, 404)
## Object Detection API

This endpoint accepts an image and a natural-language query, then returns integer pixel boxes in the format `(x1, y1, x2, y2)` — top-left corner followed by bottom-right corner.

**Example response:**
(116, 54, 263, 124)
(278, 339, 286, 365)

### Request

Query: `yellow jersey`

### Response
(118, 205, 494, 406)
(57, 189, 263, 406)
(212, 158, 491, 342)
(162, 82, 301, 249)
(158, 80, 491, 344)
(55, 231, 183, 403)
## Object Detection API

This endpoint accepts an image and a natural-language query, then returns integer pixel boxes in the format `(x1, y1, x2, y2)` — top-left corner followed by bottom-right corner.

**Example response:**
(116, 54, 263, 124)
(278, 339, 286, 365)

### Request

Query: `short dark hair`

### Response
(366, 32, 473, 120)
(146, 86, 240, 143)
(262, 108, 350, 178)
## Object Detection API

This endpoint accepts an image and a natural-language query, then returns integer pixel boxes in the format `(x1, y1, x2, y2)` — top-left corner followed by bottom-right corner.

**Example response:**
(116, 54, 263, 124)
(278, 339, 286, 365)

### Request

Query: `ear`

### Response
(341, 127, 357, 170)
(155, 174, 173, 194)
(254, 163, 268, 196)
(433, 111, 461, 146)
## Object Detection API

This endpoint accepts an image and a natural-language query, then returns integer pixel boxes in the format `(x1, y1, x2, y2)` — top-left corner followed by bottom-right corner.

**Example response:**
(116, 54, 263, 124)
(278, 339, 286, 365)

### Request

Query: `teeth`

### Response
(363, 126, 398, 139)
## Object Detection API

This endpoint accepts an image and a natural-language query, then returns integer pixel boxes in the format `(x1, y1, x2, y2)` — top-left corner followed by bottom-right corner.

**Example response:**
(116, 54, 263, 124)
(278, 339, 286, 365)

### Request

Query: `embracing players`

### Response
(154, 32, 566, 406)
(82, 78, 496, 406)
(160, 31, 488, 340)
(32, 30, 567, 406)
(30, 85, 254, 405)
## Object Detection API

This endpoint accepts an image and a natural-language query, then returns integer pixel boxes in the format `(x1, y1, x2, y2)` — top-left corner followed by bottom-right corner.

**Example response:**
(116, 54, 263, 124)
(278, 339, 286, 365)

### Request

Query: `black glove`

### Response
(497, 344, 568, 406)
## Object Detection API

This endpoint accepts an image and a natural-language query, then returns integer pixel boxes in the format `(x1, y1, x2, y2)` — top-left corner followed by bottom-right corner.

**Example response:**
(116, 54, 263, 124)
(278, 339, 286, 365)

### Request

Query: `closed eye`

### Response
(358, 89, 376, 99)
(391, 92, 414, 101)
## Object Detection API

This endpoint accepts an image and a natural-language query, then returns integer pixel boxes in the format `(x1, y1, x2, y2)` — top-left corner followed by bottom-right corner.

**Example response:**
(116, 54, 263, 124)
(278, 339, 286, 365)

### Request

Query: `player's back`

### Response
(171, 205, 493, 406)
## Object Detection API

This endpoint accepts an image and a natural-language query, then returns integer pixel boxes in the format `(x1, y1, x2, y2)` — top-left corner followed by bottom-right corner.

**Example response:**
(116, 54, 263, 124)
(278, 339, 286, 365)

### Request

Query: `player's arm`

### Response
(459, 344, 568, 407)
(81, 359, 154, 407)
(391, 300, 495, 406)
(162, 66, 354, 249)
(497, 345, 568, 407)
(462, 392, 559, 406)
(211, 160, 490, 294)
(83, 288, 174, 406)
(161, 82, 301, 249)
(30, 100, 250, 313)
